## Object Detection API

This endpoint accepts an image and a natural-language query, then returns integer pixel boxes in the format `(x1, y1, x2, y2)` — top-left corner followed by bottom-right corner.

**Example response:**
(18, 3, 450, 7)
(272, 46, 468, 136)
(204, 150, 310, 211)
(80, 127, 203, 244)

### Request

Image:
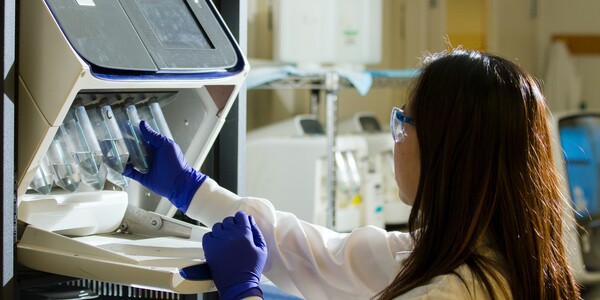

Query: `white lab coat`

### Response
(186, 178, 508, 299)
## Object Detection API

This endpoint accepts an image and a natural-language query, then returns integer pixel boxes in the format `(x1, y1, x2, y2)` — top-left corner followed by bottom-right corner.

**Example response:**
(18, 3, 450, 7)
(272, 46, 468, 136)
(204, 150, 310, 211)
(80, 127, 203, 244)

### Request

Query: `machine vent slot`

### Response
(61, 279, 183, 299)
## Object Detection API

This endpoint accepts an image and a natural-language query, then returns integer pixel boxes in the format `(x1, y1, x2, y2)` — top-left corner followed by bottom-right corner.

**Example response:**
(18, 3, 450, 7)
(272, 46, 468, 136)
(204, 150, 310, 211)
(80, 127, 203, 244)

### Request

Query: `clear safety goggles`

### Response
(390, 106, 416, 143)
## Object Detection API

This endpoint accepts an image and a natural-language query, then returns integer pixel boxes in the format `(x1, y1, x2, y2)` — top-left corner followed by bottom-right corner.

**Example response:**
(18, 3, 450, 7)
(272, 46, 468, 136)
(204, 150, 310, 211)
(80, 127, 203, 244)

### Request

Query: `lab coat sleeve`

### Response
(185, 178, 414, 299)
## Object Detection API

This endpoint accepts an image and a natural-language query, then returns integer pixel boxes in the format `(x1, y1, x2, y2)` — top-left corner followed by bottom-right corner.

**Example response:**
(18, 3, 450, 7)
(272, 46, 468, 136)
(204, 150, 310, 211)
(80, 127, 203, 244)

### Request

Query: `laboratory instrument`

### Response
(45, 126, 82, 193)
(28, 156, 53, 195)
(272, 0, 382, 68)
(87, 101, 130, 189)
(114, 98, 151, 174)
(339, 112, 412, 228)
(246, 115, 371, 232)
(17, 0, 248, 295)
(62, 103, 107, 190)
(551, 111, 600, 296)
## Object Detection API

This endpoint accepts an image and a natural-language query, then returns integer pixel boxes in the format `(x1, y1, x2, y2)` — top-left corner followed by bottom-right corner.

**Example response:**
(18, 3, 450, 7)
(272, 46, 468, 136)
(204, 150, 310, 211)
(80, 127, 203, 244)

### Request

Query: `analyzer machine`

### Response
(552, 111, 600, 297)
(17, 0, 248, 295)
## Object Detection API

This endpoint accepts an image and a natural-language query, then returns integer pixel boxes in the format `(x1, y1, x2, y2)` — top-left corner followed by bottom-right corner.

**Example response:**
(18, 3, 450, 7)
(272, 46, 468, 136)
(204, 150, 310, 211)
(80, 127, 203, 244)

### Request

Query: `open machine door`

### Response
(17, 0, 248, 294)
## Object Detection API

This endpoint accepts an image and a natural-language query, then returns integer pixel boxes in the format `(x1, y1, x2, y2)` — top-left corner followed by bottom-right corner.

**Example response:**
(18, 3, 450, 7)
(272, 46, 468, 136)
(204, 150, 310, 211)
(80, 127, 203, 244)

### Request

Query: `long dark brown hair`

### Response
(377, 50, 580, 299)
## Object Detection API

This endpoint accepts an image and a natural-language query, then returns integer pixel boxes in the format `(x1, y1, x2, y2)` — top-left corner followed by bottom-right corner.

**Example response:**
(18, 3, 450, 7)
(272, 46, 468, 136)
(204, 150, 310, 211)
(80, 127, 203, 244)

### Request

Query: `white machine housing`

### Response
(272, 0, 382, 68)
(246, 115, 381, 232)
(550, 111, 600, 288)
(17, 0, 248, 294)
(339, 112, 412, 226)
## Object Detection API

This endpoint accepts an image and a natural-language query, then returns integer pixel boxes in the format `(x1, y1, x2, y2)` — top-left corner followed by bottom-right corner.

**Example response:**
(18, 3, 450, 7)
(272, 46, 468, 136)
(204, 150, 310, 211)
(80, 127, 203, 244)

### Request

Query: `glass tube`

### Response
(114, 99, 151, 174)
(88, 102, 130, 189)
(28, 156, 54, 194)
(344, 151, 362, 193)
(335, 151, 353, 197)
(47, 126, 81, 192)
(62, 105, 107, 190)
(137, 99, 174, 139)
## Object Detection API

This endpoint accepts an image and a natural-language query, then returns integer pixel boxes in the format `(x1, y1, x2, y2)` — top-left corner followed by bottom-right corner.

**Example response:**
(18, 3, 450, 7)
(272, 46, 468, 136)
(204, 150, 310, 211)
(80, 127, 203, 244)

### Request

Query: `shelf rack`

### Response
(249, 69, 416, 229)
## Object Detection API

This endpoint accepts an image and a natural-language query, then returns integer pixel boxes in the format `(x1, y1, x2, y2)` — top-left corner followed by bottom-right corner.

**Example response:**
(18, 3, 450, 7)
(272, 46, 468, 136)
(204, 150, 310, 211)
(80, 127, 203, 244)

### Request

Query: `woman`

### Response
(124, 49, 580, 299)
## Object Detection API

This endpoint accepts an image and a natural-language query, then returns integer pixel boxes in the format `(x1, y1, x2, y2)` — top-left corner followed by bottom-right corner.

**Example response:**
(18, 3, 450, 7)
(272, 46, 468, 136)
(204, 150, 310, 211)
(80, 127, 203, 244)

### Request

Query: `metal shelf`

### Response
(249, 70, 415, 230)
(250, 74, 415, 90)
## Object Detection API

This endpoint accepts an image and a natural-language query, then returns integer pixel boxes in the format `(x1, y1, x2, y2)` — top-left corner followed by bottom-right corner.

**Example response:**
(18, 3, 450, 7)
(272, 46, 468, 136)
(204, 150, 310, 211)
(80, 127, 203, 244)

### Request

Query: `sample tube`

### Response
(88, 102, 130, 189)
(344, 151, 362, 193)
(335, 151, 353, 198)
(137, 99, 174, 140)
(335, 151, 363, 207)
(28, 156, 54, 194)
(114, 99, 151, 174)
(47, 126, 81, 192)
(62, 105, 107, 190)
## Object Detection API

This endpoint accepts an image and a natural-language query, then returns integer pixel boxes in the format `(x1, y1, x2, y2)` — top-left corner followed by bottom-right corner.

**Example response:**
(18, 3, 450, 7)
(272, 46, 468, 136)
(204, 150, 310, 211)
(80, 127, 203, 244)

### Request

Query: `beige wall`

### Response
(447, 0, 486, 51)
(539, 0, 600, 110)
(247, 0, 600, 127)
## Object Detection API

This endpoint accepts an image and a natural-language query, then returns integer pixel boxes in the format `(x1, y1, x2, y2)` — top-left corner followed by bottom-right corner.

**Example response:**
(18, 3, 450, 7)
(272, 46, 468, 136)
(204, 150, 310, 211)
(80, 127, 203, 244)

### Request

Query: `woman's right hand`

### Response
(122, 120, 206, 212)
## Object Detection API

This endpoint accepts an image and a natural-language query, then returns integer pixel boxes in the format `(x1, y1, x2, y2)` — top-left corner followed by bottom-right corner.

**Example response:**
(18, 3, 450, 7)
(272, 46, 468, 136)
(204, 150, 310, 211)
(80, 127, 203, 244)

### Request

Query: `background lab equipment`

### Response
(551, 111, 600, 298)
(17, 0, 248, 295)
(245, 115, 377, 232)
(339, 112, 412, 229)
(272, 0, 382, 68)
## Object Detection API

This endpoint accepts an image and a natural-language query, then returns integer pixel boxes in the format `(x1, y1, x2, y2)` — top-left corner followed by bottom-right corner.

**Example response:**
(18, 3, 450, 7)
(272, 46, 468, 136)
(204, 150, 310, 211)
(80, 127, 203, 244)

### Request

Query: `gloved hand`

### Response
(122, 120, 206, 212)
(203, 211, 268, 300)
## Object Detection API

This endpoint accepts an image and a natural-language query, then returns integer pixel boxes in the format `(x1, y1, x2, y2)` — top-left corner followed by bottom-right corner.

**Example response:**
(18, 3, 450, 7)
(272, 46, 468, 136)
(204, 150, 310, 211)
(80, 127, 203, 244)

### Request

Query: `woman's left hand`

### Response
(203, 210, 268, 300)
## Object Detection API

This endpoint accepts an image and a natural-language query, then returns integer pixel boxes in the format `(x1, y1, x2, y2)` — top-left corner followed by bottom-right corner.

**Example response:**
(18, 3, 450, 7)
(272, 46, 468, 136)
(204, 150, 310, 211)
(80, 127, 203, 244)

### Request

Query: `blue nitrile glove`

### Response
(203, 211, 268, 300)
(122, 120, 206, 212)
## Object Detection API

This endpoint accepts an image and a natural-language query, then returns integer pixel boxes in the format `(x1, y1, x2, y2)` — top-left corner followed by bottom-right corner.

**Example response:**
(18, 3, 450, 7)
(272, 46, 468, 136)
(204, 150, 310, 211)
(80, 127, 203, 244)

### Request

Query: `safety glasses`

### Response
(390, 106, 416, 143)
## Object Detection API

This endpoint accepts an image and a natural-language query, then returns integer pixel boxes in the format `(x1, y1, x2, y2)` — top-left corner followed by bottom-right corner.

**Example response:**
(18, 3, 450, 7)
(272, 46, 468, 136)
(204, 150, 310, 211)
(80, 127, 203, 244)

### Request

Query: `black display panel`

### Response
(300, 119, 325, 135)
(122, 0, 238, 72)
(359, 116, 381, 133)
